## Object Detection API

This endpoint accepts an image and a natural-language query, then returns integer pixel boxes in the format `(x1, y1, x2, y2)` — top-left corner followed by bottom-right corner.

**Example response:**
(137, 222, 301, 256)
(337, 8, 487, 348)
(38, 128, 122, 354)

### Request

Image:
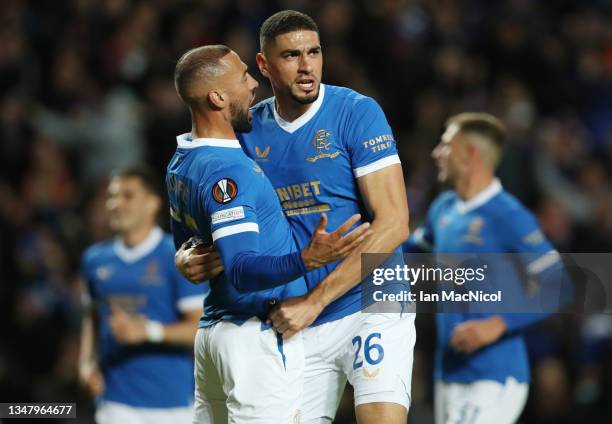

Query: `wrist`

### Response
(306, 289, 328, 312)
(490, 315, 508, 336)
(145, 320, 165, 343)
(79, 360, 97, 375)
(301, 247, 317, 271)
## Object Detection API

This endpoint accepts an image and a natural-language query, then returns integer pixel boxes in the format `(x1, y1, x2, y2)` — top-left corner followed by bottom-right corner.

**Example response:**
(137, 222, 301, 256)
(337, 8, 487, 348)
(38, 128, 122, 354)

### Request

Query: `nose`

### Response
(248, 73, 259, 90)
(298, 53, 313, 74)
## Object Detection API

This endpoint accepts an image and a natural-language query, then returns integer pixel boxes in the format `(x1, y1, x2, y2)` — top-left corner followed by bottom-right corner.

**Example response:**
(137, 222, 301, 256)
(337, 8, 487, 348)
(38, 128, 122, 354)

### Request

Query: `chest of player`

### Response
(90, 259, 171, 312)
(434, 208, 502, 253)
(247, 128, 356, 209)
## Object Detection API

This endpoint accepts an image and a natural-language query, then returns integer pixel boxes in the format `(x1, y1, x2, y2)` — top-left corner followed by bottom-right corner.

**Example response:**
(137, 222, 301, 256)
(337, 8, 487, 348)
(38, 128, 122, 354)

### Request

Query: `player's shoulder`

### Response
(431, 190, 459, 211)
(488, 190, 533, 219)
(190, 149, 250, 180)
(250, 97, 275, 119)
(196, 156, 260, 204)
(325, 84, 378, 110)
(206, 155, 253, 178)
(482, 190, 540, 238)
(82, 239, 115, 267)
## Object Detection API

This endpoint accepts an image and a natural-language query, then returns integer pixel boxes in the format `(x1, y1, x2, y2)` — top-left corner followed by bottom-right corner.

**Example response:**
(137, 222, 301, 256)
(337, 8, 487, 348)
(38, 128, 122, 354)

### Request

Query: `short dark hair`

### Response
(259, 10, 319, 52)
(446, 112, 507, 148)
(174, 44, 232, 108)
(112, 166, 162, 198)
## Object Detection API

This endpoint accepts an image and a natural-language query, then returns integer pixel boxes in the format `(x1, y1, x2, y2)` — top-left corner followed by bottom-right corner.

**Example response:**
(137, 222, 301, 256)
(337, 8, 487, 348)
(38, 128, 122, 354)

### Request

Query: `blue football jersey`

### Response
(239, 84, 405, 325)
(81, 228, 205, 408)
(166, 135, 308, 327)
(405, 179, 560, 383)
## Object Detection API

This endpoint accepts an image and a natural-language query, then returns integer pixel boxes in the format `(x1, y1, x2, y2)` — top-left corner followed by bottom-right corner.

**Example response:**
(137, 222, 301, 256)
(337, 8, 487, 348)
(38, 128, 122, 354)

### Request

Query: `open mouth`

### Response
(296, 78, 316, 92)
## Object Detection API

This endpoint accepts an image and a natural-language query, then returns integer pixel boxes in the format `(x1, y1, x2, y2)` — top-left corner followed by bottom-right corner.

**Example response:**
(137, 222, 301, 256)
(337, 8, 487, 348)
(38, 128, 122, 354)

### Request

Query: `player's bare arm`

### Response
(109, 306, 201, 348)
(269, 164, 409, 338)
(175, 213, 372, 282)
(78, 305, 105, 398)
(449, 316, 508, 354)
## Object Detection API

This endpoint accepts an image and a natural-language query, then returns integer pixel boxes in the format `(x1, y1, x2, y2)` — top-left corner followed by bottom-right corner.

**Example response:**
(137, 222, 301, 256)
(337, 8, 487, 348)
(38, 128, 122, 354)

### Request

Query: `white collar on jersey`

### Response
(176, 133, 241, 149)
(114, 226, 163, 263)
(457, 178, 503, 214)
(273, 83, 326, 134)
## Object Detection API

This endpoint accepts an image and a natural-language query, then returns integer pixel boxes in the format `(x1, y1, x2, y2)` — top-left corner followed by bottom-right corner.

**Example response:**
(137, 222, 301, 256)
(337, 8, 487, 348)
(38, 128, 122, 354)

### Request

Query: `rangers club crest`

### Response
(306, 129, 340, 163)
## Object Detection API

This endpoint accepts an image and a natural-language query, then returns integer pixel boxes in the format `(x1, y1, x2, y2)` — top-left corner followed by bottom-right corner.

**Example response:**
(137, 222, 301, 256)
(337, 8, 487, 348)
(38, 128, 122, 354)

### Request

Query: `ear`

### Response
(466, 142, 481, 163)
(256, 52, 269, 78)
(207, 89, 226, 110)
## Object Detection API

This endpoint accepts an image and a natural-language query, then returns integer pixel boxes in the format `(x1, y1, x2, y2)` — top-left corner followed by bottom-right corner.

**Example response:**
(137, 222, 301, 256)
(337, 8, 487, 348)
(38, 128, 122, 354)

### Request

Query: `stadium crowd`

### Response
(1, 0, 611, 422)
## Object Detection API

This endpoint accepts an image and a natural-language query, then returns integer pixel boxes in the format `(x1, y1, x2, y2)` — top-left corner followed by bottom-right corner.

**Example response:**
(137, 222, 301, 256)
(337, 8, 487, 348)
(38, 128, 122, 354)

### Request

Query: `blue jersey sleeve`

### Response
(500, 206, 569, 332)
(201, 164, 308, 293)
(344, 97, 401, 178)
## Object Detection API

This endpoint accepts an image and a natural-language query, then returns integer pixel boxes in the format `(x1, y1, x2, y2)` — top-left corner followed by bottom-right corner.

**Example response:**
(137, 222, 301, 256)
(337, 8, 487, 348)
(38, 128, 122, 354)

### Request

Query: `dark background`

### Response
(1, 0, 611, 422)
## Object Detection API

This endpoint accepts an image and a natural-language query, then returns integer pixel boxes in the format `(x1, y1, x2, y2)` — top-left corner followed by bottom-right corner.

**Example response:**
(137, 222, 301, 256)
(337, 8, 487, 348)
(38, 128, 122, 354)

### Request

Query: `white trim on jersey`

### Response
(176, 133, 241, 149)
(177, 294, 205, 312)
(211, 222, 259, 242)
(457, 178, 502, 214)
(412, 227, 433, 252)
(114, 227, 163, 263)
(353, 154, 401, 178)
(273, 84, 326, 134)
(527, 250, 560, 275)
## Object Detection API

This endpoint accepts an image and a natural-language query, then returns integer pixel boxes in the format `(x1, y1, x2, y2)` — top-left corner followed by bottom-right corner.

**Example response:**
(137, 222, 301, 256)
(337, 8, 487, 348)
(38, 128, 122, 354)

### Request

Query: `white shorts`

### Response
(434, 377, 529, 424)
(301, 311, 416, 423)
(193, 317, 304, 424)
(95, 401, 192, 424)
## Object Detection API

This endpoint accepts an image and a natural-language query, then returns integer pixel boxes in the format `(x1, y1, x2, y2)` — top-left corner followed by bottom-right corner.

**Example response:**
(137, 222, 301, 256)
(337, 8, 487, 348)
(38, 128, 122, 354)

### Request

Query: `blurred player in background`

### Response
(404, 113, 568, 424)
(168, 44, 370, 423)
(176, 10, 415, 424)
(79, 167, 205, 424)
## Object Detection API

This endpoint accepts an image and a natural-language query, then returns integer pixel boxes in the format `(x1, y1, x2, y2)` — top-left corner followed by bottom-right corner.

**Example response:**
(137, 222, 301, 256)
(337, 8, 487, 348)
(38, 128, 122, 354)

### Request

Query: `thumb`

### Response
(315, 213, 328, 233)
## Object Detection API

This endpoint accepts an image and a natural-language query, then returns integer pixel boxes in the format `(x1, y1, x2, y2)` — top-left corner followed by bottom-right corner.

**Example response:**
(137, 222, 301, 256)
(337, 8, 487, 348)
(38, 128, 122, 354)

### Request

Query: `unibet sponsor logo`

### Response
(275, 180, 330, 214)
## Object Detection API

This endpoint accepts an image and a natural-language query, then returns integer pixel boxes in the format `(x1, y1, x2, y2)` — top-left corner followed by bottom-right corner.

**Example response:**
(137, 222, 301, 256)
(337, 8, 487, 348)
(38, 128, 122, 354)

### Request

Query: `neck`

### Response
(191, 109, 236, 139)
(274, 92, 313, 123)
(121, 224, 155, 247)
(455, 171, 495, 201)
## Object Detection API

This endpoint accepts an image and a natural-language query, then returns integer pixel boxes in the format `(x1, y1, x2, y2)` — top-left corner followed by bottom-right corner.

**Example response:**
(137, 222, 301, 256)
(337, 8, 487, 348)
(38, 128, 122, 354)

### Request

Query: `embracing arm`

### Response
(216, 213, 371, 293)
(269, 164, 409, 336)
(109, 307, 201, 348)
(308, 164, 409, 306)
